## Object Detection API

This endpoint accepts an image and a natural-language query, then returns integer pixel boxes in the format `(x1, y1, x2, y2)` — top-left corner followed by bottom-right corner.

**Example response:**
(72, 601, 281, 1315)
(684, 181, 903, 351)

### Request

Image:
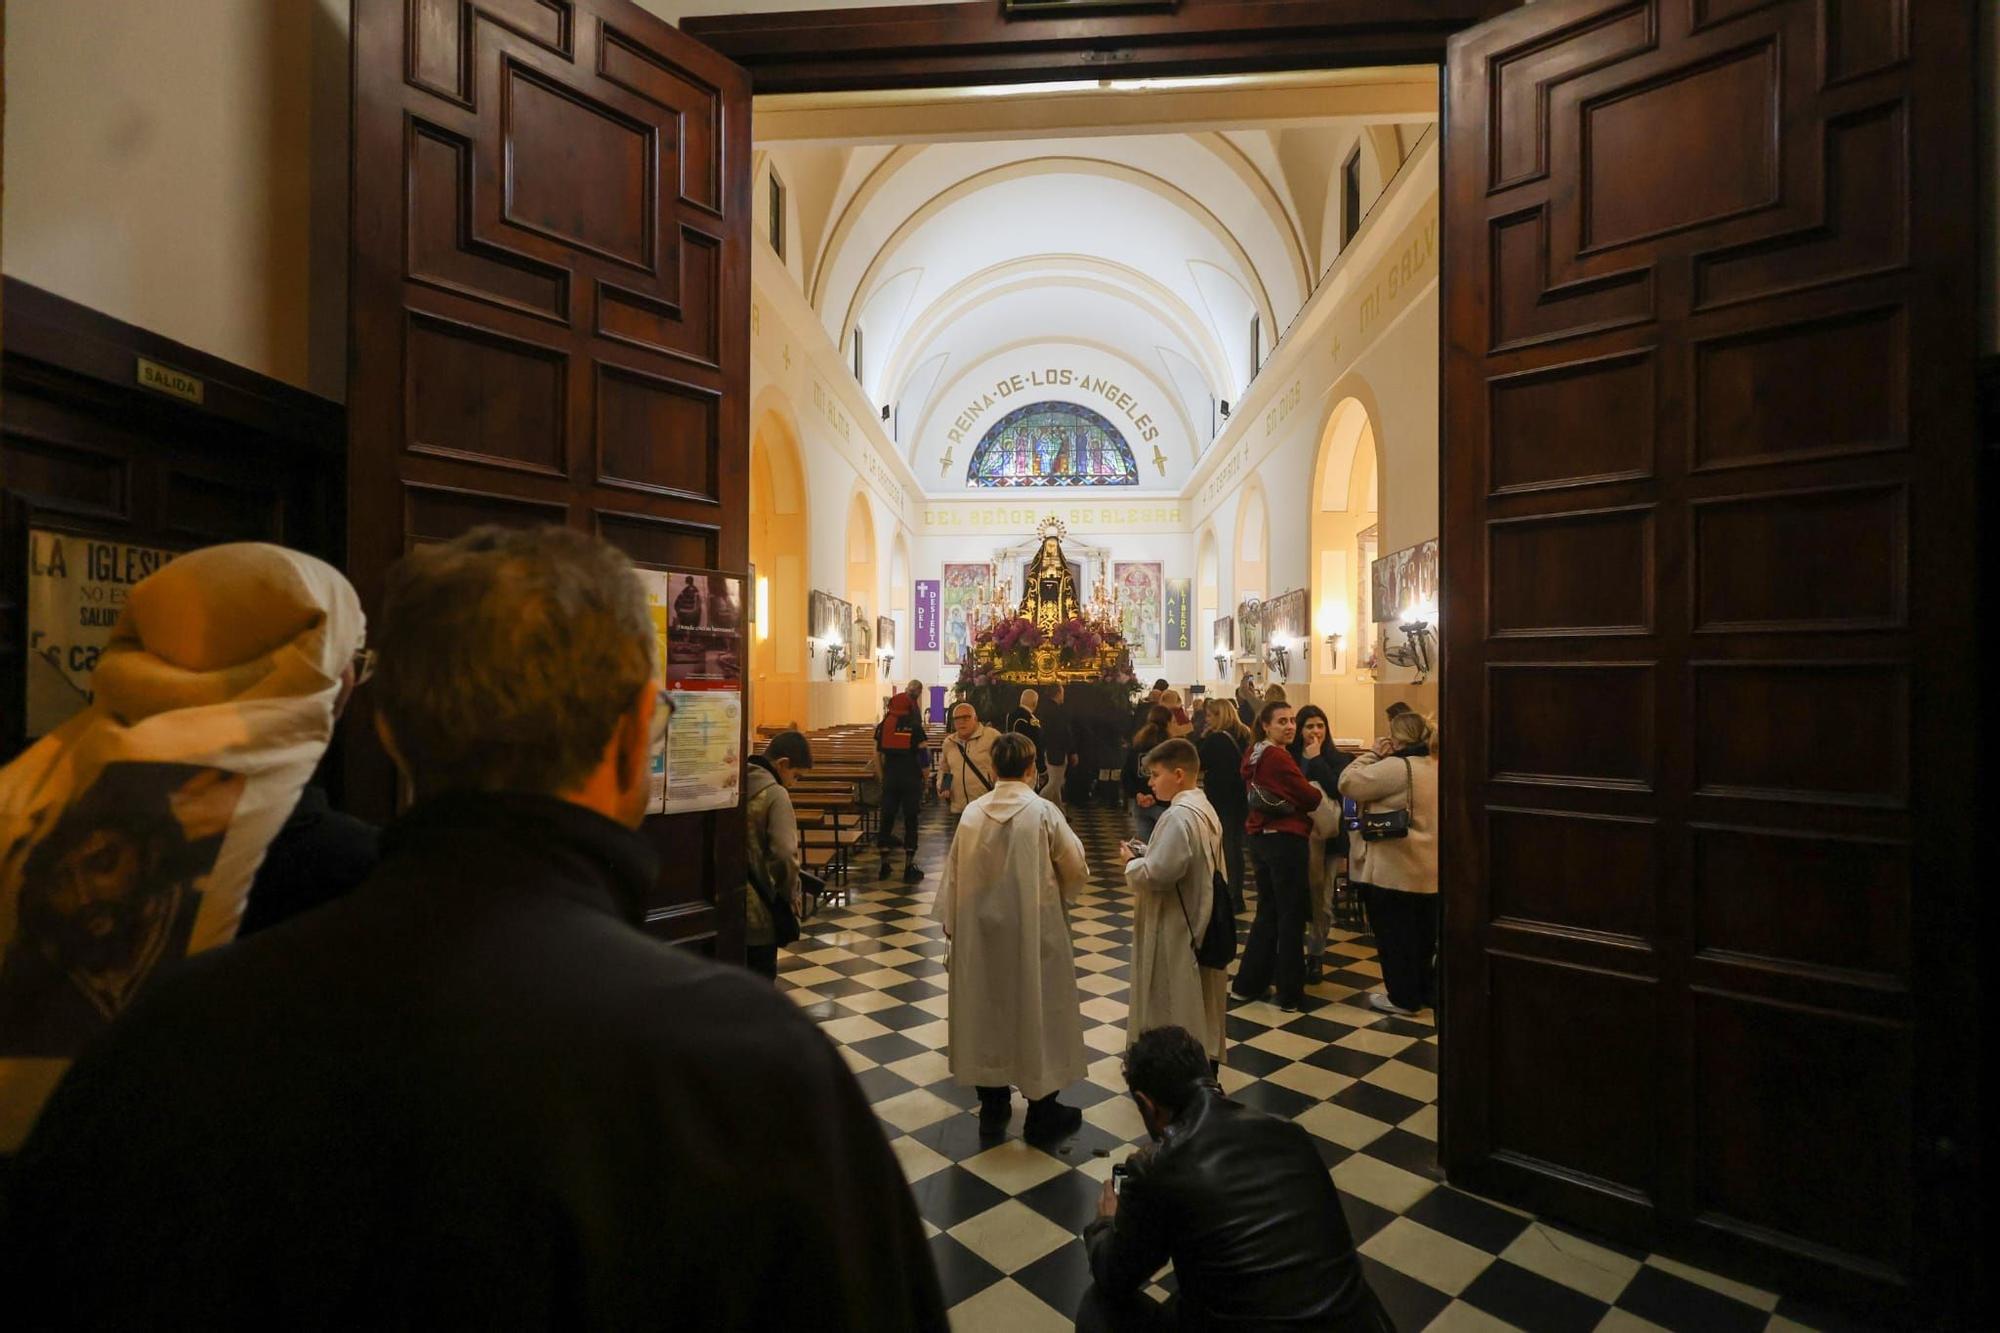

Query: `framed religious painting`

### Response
(807, 589, 845, 643)
(940, 563, 993, 665)
(1237, 596, 1265, 661)
(1112, 561, 1164, 665)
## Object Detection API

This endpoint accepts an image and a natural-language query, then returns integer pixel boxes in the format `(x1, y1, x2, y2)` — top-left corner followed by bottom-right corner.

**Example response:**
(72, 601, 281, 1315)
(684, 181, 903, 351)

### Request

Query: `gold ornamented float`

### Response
(955, 518, 1138, 688)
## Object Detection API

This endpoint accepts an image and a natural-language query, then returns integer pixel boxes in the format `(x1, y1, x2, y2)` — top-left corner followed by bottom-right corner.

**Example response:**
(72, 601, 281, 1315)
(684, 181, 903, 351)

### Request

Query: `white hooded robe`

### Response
(1123, 788, 1229, 1061)
(935, 780, 1088, 1098)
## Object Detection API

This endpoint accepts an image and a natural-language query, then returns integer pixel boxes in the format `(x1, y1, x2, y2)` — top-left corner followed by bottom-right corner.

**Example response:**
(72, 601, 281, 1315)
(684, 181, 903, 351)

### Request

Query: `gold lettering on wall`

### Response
(944, 368, 1163, 446)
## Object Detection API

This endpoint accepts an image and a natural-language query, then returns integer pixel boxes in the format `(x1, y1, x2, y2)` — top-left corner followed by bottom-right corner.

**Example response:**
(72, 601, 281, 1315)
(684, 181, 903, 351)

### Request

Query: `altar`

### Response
(952, 518, 1139, 689)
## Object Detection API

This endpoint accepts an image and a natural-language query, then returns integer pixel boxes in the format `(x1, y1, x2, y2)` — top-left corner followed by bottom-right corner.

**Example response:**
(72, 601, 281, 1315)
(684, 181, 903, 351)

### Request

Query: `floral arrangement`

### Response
(957, 614, 1137, 687)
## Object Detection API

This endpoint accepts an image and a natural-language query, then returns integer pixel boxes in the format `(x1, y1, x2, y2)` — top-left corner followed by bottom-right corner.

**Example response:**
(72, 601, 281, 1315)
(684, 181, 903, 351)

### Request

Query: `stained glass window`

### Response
(965, 401, 1139, 488)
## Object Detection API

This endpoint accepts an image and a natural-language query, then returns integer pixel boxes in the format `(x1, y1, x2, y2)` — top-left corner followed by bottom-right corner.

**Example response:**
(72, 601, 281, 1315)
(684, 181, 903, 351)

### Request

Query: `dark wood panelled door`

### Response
(1441, 0, 1974, 1312)
(349, 0, 751, 957)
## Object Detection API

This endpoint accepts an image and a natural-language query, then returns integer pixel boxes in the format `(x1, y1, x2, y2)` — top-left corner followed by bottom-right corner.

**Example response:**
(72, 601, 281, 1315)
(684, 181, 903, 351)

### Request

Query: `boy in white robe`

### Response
(1120, 738, 1229, 1068)
(936, 732, 1090, 1140)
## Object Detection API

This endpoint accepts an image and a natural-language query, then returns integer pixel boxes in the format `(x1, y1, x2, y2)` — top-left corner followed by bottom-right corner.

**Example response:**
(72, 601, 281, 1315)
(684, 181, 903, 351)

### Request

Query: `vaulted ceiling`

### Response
(752, 71, 1436, 495)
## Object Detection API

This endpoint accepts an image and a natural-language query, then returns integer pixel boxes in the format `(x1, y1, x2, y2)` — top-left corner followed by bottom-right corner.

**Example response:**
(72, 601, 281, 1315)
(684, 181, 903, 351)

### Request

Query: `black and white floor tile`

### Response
(778, 800, 1868, 1333)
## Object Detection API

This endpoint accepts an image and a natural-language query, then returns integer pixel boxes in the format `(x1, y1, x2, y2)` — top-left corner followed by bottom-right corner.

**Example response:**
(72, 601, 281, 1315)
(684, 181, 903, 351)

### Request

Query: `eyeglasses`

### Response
(352, 648, 378, 687)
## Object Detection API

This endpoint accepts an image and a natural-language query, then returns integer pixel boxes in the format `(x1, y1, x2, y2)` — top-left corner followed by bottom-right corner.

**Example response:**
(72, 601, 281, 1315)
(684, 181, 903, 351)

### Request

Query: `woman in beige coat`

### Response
(1120, 739, 1228, 1069)
(1339, 711, 1439, 1016)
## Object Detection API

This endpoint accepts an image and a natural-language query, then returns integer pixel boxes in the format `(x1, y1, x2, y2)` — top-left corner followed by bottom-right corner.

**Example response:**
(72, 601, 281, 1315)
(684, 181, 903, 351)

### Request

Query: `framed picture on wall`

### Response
(940, 562, 993, 665)
(1370, 537, 1439, 625)
(1263, 588, 1309, 649)
(1211, 615, 1234, 655)
(1113, 561, 1165, 665)
(877, 615, 896, 656)
(808, 589, 844, 642)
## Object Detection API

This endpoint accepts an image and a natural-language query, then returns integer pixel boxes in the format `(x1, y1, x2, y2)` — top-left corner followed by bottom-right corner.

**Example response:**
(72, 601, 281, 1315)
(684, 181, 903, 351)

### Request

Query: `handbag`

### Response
(1358, 758, 1414, 843)
(746, 855, 802, 947)
(1244, 743, 1296, 816)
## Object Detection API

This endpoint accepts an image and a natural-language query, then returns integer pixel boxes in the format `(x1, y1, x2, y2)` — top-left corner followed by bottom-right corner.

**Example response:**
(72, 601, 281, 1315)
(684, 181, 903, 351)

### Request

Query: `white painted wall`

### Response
(3, 0, 349, 398)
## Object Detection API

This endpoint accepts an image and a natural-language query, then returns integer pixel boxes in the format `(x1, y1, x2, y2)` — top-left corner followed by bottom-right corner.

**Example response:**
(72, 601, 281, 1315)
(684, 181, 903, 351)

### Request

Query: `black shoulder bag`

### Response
(951, 738, 995, 795)
(1172, 825, 1238, 970)
(746, 854, 802, 947)
(1358, 758, 1414, 843)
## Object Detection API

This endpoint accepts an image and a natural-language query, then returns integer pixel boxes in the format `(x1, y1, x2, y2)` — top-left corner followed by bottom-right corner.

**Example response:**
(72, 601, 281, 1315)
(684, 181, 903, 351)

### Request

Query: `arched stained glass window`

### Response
(965, 401, 1139, 487)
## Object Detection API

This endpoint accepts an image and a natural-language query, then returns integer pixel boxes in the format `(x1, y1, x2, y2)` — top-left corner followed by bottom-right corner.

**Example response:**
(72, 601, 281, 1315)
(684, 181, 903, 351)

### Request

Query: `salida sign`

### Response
(25, 529, 180, 735)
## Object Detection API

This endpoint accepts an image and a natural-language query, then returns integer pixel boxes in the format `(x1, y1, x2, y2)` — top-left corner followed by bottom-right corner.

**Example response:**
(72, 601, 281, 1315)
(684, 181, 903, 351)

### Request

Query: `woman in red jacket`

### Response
(1231, 701, 1324, 1011)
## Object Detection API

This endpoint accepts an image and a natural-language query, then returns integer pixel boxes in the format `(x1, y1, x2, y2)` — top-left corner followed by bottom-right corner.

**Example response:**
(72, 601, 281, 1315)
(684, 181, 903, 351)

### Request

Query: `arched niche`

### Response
(1307, 389, 1382, 741)
(1233, 480, 1269, 614)
(750, 394, 810, 733)
(843, 489, 879, 716)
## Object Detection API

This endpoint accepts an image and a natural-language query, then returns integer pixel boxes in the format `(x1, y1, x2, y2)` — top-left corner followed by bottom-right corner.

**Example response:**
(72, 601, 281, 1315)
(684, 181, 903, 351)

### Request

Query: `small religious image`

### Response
(1264, 588, 1309, 646)
(851, 613, 873, 679)
(0, 761, 246, 1056)
(808, 589, 846, 644)
(940, 563, 992, 665)
(1370, 538, 1440, 624)
(667, 574, 743, 684)
(1113, 560, 1164, 664)
(1237, 596, 1266, 660)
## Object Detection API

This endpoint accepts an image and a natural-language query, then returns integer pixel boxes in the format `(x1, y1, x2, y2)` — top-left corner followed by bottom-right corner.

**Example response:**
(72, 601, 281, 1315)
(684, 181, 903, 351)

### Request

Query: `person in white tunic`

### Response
(936, 731, 1091, 1141)
(1119, 738, 1229, 1071)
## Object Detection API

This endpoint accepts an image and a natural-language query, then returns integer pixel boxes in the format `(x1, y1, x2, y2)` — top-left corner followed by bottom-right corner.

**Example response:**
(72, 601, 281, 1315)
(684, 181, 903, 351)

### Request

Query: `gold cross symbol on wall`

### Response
(939, 447, 954, 477)
(1151, 444, 1169, 476)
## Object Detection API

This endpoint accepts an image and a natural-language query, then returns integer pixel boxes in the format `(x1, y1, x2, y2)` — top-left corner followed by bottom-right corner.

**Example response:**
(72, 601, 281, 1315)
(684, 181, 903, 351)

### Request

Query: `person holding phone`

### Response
(1119, 740, 1227, 1072)
(1078, 1027, 1389, 1333)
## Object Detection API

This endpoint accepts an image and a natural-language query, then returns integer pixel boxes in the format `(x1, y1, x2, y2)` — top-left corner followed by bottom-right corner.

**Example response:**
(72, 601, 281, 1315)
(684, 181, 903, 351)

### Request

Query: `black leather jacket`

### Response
(1084, 1087, 1388, 1331)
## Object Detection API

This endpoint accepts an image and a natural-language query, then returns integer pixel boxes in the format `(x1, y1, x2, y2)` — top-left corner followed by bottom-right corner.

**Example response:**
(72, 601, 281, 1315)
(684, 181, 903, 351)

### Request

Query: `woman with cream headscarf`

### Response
(0, 542, 363, 1147)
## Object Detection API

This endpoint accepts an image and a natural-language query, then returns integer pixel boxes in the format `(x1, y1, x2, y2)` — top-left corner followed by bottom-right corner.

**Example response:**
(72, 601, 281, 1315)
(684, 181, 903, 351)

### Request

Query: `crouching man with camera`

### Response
(1078, 1026, 1392, 1333)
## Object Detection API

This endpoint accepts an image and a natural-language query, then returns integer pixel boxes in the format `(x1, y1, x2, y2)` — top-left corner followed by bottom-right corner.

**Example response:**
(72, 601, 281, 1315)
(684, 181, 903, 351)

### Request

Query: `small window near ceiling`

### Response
(768, 170, 786, 260)
(1249, 314, 1262, 380)
(1340, 145, 1362, 250)
(853, 327, 865, 385)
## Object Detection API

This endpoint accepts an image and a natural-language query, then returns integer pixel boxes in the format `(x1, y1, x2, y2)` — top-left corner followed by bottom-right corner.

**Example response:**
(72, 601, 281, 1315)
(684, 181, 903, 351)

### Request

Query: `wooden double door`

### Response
(347, 0, 750, 955)
(347, 0, 1976, 1313)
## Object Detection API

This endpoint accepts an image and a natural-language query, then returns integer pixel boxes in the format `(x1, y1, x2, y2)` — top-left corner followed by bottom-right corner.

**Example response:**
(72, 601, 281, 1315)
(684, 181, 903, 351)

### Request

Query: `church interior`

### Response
(0, 1, 1988, 1330)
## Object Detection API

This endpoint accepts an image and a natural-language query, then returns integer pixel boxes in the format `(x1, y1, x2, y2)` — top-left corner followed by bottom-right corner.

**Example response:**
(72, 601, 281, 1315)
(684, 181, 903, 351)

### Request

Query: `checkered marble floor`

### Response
(778, 800, 1867, 1333)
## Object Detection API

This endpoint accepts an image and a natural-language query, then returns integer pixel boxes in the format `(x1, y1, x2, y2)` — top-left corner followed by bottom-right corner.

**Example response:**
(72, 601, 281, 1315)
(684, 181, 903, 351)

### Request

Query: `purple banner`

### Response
(915, 579, 940, 651)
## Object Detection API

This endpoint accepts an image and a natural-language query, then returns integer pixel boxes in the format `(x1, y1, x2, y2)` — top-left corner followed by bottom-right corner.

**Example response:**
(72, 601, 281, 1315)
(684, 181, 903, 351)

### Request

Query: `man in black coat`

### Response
(1080, 1026, 1390, 1332)
(1, 527, 947, 1332)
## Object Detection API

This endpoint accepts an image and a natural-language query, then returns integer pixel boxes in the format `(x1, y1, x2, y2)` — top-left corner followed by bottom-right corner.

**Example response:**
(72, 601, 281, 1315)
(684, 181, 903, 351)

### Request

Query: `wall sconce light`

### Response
(818, 637, 850, 677)
(879, 647, 895, 674)
(755, 576, 771, 643)
(1383, 616, 1435, 683)
(1213, 646, 1230, 679)
(1265, 638, 1291, 681)
(1323, 630, 1342, 671)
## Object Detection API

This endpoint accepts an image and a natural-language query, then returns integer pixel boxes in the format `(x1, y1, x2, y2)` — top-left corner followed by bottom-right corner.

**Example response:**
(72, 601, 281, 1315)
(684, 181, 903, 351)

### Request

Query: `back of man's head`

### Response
(990, 731, 1036, 781)
(1019, 688, 1039, 711)
(375, 526, 654, 801)
(1123, 1026, 1211, 1115)
(763, 730, 814, 771)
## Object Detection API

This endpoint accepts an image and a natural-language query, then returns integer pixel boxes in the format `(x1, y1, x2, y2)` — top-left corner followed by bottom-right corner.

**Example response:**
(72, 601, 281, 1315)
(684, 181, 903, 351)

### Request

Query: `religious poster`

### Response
(1264, 588, 1309, 648)
(639, 572, 673, 807)
(1113, 561, 1165, 664)
(1164, 578, 1192, 652)
(940, 563, 992, 665)
(808, 589, 845, 643)
(1237, 596, 1265, 661)
(24, 528, 181, 737)
(877, 615, 897, 662)
(1212, 616, 1234, 657)
(662, 571, 744, 815)
(914, 580, 939, 651)
(1370, 538, 1440, 624)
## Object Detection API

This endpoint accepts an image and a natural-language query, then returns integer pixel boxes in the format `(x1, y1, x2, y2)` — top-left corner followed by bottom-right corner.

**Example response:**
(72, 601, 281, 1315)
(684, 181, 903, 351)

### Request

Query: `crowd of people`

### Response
(0, 526, 1433, 1329)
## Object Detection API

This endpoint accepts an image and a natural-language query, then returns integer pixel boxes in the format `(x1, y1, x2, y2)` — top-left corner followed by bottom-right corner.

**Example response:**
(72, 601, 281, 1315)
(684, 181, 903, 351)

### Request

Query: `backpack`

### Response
(878, 710, 918, 751)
